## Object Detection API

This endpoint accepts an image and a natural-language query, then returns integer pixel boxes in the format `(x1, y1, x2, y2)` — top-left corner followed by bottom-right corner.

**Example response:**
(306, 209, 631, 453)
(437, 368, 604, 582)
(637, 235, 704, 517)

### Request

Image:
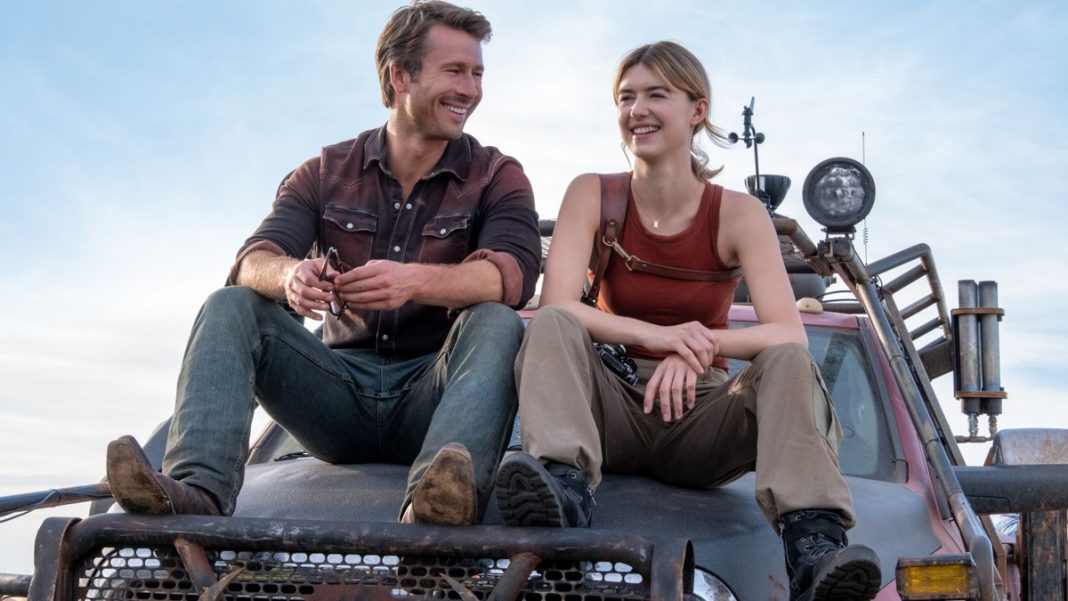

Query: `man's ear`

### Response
(389, 63, 411, 95)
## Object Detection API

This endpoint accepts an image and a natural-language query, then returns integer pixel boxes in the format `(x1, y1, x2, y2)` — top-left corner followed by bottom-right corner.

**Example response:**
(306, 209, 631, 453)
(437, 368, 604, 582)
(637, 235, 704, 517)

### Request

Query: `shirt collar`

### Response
(362, 124, 472, 183)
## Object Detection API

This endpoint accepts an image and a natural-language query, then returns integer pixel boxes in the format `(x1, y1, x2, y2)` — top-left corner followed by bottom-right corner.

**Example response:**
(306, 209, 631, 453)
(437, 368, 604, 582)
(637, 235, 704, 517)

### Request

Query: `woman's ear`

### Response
(692, 98, 710, 126)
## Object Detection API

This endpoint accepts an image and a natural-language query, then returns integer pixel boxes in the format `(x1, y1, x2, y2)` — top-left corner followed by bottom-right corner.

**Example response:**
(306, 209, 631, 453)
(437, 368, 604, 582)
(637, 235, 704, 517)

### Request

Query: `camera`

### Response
(594, 343, 640, 386)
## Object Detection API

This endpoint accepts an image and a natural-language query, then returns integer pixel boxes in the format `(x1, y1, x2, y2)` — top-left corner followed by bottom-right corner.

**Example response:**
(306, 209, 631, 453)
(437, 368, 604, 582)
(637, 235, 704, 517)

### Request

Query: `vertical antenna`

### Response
(862, 131, 869, 264)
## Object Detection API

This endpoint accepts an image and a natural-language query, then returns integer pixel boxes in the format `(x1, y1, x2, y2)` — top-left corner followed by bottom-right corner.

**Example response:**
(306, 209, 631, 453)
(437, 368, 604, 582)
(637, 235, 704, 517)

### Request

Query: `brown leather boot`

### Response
(400, 443, 477, 526)
(106, 435, 221, 516)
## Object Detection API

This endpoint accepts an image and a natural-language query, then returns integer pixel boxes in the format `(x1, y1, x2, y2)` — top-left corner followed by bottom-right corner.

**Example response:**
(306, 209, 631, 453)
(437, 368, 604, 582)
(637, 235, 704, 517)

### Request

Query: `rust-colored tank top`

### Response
(596, 182, 741, 368)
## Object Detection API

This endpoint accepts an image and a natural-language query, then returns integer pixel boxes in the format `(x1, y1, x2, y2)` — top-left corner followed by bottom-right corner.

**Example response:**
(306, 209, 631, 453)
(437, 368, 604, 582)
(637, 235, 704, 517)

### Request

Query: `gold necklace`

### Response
(631, 184, 687, 229)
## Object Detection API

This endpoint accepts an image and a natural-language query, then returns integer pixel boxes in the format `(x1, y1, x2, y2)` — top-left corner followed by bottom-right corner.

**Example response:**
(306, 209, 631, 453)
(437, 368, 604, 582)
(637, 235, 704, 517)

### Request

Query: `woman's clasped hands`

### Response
(640, 321, 721, 423)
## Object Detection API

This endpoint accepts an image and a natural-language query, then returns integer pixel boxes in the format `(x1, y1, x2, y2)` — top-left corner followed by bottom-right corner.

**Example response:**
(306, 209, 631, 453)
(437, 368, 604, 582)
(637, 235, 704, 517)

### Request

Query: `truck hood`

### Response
(235, 458, 941, 600)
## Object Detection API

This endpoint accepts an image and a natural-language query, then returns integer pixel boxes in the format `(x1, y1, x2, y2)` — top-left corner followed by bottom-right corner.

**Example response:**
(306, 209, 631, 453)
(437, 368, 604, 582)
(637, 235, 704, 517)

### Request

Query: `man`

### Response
(105, 0, 541, 527)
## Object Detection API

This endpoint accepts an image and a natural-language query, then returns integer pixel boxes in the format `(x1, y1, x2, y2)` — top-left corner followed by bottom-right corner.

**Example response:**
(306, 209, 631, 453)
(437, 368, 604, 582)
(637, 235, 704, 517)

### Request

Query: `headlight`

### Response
(801, 157, 875, 232)
(689, 568, 739, 601)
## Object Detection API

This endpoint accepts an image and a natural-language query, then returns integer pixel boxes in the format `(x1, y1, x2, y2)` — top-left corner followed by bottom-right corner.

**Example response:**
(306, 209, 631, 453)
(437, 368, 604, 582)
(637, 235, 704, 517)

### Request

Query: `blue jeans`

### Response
(162, 287, 522, 518)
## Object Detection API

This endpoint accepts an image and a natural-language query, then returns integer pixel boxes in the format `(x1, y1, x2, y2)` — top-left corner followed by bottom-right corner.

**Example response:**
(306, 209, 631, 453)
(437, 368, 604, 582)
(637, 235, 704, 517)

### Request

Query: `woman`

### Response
(496, 42, 880, 601)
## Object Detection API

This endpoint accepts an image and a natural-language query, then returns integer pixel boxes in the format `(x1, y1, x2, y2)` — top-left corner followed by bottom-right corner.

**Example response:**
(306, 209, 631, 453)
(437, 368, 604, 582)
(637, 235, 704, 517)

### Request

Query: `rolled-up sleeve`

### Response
(225, 157, 322, 285)
(461, 248, 523, 306)
(473, 159, 541, 308)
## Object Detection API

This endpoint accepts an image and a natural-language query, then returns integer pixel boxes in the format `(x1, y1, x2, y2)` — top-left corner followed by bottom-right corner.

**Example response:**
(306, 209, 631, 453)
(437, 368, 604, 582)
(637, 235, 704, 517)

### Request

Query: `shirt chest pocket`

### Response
(417, 214, 472, 264)
(323, 205, 377, 267)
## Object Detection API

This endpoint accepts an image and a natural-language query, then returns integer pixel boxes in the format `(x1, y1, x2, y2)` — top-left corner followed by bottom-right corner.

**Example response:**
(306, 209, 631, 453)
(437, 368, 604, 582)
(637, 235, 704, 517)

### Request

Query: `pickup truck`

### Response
(2, 156, 1067, 601)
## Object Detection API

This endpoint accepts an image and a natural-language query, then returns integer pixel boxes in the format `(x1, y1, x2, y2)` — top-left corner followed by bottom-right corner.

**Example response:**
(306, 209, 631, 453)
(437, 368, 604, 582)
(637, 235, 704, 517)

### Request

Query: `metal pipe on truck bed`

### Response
(978, 281, 1002, 416)
(957, 280, 981, 406)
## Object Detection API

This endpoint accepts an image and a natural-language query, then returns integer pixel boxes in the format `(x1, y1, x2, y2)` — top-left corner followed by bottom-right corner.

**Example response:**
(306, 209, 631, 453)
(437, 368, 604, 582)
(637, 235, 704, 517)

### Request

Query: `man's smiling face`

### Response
(393, 24, 484, 142)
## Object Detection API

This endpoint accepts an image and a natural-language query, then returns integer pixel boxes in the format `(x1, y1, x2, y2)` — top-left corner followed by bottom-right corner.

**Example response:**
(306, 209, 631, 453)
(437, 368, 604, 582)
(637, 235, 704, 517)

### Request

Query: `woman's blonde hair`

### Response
(614, 41, 728, 180)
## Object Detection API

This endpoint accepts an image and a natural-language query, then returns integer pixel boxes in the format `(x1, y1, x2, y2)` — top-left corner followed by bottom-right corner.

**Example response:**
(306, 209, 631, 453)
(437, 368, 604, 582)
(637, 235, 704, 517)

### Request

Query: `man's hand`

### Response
(283, 258, 337, 321)
(640, 322, 720, 374)
(643, 354, 700, 423)
(335, 260, 419, 311)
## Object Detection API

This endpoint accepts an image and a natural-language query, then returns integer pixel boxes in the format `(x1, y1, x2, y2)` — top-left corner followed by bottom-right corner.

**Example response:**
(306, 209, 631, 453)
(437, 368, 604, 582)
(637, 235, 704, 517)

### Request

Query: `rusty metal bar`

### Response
(0, 575, 31, 597)
(957, 281, 981, 397)
(866, 243, 953, 341)
(956, 465, 1068, 513)
(197, 569, 246, 601)
(919, 337, 955, 380)
(908, 317, 943, 340)
(27, 517, 79, 601)
(865, 243, 931, 277)
(650, 538, 694, 601)
(487, 552, 540, 601)
(1019, 511, 1067, 601)
(774, 218, 825, 277)
(978, 282, 1003, 418)
(881, 264, 927, 294)
(62, 515, 665, 568)
(822, 301, 865, 314)
(900, 294, 937, 321)
(784, 259, 817, 274)
(775, 218, 818, 257)
(174, 538, 219, 593)
(442, 575, 480, 601)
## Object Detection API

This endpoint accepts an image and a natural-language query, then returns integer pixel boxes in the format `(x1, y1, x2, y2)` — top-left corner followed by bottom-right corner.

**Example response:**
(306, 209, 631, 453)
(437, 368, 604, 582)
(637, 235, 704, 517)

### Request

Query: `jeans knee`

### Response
(203, 286, 270, 316)
(196, 287, 292, 337)
(459, 302, 524, 346)
(465, 301, 520, 324)
(464, 301, 522, 329)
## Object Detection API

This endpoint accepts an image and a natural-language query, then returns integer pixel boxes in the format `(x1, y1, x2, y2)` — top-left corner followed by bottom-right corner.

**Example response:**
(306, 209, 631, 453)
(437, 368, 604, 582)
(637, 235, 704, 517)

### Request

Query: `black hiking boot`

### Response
(495, 452, 593, 527)
(781, 509, 881, 601)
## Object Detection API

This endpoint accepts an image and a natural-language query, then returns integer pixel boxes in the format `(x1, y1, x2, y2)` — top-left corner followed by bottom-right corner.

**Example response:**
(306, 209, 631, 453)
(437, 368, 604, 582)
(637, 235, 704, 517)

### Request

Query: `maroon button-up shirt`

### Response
(229, 125, 541, 357)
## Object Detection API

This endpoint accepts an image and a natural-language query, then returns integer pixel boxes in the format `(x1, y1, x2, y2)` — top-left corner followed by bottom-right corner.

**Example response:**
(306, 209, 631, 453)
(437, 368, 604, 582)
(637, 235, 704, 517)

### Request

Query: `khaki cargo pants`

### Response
(515, 307, 856, 529)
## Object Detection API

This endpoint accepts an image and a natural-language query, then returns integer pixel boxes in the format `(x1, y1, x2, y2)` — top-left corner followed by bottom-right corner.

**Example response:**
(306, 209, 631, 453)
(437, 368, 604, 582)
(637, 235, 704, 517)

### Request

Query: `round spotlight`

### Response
(801, 157, 875, 232)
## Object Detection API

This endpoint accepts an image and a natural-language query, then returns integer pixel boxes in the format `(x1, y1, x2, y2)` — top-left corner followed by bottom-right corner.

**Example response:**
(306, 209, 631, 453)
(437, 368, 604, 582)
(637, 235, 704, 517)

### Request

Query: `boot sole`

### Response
(106, 436, 173, 514)
(803, 546, 881, 601)
(410, 443, 477, 526)
(495, 453, 566, 527)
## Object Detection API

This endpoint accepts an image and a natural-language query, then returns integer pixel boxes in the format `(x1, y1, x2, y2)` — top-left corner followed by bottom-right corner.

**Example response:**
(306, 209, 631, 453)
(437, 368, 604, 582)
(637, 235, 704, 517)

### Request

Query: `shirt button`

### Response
(439, 228, 447, 235)
(405, 203, 412, 210)
(381, 334, 389, 341)
(392, 245, 401, 252)
(393, 202, 400, 210)
(346, 222, 354, 230)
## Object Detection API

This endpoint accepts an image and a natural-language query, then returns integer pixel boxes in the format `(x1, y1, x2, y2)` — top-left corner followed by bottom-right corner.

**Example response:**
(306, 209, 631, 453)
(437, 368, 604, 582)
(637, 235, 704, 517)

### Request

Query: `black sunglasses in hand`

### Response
(317, 247, 351, 317)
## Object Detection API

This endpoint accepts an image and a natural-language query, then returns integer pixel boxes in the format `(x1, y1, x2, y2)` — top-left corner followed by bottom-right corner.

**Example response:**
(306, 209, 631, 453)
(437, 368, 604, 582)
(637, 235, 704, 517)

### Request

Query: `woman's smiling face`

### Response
(616, 63, 706, 162)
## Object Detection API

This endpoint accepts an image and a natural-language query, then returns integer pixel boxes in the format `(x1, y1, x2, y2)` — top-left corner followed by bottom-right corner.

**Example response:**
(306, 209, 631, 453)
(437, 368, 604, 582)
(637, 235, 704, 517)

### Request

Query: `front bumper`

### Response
(28, 515, 694, 601)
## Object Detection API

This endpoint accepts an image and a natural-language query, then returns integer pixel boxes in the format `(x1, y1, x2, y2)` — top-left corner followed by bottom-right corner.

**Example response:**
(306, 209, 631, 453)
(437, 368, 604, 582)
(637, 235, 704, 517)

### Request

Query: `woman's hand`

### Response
(643, 354, 701, 422)
(640, 321, 720, 373)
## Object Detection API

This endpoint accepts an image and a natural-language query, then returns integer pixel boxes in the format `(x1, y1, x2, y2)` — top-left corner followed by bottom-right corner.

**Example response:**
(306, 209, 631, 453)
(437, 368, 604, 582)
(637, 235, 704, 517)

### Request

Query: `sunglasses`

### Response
(318, 247, 351, 317)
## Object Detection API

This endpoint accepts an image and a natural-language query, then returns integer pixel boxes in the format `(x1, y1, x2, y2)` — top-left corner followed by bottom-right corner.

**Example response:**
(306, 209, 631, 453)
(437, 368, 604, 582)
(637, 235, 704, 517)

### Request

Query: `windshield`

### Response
(727, 325, 898, 481)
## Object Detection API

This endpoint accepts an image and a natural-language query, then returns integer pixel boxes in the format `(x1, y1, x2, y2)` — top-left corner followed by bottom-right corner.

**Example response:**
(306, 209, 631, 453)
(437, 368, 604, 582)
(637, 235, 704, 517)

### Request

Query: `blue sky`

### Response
(2, 0, 1066, 573)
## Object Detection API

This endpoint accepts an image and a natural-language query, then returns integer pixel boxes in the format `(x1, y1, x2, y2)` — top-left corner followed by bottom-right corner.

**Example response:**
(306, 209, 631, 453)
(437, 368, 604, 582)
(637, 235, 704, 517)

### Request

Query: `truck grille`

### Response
(38, 515, 689, 601)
